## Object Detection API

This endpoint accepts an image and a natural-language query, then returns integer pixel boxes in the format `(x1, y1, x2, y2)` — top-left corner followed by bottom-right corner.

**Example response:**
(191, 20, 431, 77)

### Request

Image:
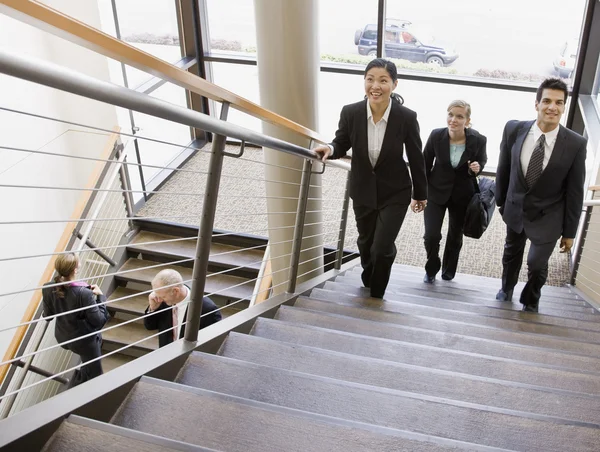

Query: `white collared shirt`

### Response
(520, 122, 559, 177)
(174, 285, 190, 339)
(366, 100, 392, 168)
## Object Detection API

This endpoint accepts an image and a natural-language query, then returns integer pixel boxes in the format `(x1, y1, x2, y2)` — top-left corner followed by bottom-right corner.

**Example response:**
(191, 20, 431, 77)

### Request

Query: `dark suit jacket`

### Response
(496, 120, 587, 244)
(328, 98, 427, 208)
(144, 295, 222, 348)
(424, 127, 487, 205)
(42, 284, 108, 347)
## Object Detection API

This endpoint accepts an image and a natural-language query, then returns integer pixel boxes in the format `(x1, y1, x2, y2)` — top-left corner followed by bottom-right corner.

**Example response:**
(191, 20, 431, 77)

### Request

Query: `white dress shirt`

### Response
(366, 100, 392, 168)
(174, 285, 190, 340)
(520, 122, 560, 177)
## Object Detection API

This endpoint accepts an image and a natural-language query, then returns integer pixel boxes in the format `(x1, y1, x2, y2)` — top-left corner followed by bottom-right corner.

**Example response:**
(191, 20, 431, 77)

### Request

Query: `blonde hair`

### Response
(152, 269, 184, 291)
(447, 99, 471, 120)
(53, 253, 79, 297)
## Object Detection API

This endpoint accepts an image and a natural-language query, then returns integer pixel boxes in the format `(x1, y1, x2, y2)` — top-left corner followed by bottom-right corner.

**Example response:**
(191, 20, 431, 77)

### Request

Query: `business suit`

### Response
(42, 284, 109, 387)
(496, 119, 586, 308)
(328, 98, 427, 297)
(423, 127, 487, 280)
(144, 295, 221, 348)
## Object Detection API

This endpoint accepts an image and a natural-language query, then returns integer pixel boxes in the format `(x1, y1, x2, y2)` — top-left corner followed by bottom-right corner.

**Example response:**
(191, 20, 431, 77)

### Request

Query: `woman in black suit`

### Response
(423, 100, 487, 283)
(314, 58, 428, 298)
(42, 253, 109, 387)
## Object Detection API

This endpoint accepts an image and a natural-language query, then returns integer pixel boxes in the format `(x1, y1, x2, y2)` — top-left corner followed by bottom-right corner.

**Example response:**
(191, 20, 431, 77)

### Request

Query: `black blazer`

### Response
(42, 284, 108, 346)
(424, 127, 487, 205)
(496, 120, 587, 244)
(144, 295, 222, 348)
(328, 98, 427, 209)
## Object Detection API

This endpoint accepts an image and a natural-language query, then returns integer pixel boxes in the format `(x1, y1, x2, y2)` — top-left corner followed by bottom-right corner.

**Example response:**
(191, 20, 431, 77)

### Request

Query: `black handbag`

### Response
(463, 176, 496, 239)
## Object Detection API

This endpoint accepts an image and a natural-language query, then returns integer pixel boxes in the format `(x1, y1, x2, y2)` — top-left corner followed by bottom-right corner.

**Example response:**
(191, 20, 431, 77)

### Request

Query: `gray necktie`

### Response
(525, 134, 546, 188)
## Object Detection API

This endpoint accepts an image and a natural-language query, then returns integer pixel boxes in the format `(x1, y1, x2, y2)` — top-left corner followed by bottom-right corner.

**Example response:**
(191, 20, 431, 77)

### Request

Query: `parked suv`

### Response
(354, 21, 458, 67)
(553, 39, 578, 79)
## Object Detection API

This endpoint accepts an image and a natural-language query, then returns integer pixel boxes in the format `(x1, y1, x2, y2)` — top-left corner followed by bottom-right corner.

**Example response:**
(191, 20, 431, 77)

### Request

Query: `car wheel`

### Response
(367, 50, 377, 57)
(354, 29, 363, 45)
(426, 56, 444, 67)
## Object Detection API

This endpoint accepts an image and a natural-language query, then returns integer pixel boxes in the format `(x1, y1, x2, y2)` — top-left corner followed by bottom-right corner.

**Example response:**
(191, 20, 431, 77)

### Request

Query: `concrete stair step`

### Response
(110, 378, 480, 452)
(343, 270, 585, 304)
(378, 263, 578, 296)
(251, 317, 600, 394)
(275, 305, 600, 368)
(296, 296, 600, 349)
(43, 415, 217, 452)
(309, 287, 600, 333)
(323, 281, 599, 322)
(101, 352, 135, 373)
(174, 352, 600, 452)
(116, 258, 254, 304)
(219, 332, 600, 425)
(102, 317, 158, 352)
(128, 230, 263, 273)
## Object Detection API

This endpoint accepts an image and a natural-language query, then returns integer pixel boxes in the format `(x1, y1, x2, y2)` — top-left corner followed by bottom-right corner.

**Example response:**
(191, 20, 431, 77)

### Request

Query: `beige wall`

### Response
(0, 0, 118, 359)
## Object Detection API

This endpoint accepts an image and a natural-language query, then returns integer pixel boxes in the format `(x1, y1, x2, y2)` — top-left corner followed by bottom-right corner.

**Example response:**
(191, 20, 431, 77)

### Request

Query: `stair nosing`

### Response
(297, 295, 600, 347)
(181, 351, 600, 430)
(135, 377, 516, 452)
(255, 316, 600, 377)
(309, 287, 600, 333)
(279, 304, 600, 364)
(65, 415, 219, 451)
(223, 331, 600, 400)
(322, 281, 600, 321)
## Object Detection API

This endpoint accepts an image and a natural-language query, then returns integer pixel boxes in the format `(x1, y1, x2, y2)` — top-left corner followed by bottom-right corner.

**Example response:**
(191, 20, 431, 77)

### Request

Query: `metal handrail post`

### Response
(287, 159, 313, 293)
(0, 322, 51, 419)
(116, 141, 135, 226)
(570, 205, 593, 285)
(184, 103, 230, 341)
(335, 172, 351, 270)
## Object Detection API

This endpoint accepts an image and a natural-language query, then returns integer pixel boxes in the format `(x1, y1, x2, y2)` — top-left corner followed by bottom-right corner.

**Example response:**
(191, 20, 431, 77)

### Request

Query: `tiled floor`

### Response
(139, 144, 571, 287)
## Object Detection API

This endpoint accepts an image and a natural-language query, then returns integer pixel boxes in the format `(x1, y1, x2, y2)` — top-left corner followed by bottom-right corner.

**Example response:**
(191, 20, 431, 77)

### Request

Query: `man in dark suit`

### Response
(495, 78, 587, 312)
(314, 59, 427, 299)
(144, 269, 222, 347)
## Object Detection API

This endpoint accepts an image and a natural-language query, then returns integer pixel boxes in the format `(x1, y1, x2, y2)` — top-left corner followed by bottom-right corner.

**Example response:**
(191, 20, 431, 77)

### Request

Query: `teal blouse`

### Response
(449, 143, 466, 168)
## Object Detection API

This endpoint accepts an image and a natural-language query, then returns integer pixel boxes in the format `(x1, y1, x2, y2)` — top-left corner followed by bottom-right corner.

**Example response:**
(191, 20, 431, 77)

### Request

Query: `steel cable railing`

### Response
(0, 48, 356, 419)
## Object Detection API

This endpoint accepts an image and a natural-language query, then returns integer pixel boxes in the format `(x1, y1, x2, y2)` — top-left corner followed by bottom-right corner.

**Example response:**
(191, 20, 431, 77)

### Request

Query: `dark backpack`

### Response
(463, 177, 496, 239)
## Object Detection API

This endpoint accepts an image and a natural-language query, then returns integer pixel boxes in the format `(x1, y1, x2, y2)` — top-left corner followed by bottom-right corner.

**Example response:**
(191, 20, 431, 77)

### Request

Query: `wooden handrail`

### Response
(0, 0, 327, 145)
(589, 185, 600, 192)
(0, 127, 121, 386)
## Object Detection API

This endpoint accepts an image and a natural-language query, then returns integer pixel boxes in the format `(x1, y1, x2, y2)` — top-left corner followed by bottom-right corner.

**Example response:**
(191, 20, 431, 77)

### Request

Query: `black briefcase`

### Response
(463, 177, 496, 239)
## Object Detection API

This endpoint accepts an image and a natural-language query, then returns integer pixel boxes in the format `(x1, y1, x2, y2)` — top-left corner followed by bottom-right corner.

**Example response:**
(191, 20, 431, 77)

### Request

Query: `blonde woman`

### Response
(42, 253, 109, 387)
(423, 100, 487, 283)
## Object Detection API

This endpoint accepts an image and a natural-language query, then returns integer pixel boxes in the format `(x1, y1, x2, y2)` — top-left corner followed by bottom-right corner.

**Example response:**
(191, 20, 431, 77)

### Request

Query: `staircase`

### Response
(100, 220, 265, 369)
(33, 264, 600, 450)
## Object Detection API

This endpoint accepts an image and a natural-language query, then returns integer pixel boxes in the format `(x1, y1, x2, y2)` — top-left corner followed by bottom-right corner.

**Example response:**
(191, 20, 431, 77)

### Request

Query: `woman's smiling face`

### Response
(364, 67, 397, 107)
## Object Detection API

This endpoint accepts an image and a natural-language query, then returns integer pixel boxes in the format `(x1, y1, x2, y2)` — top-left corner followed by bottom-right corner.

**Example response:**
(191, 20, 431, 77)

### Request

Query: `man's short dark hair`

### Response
(364, 58, 398, 82)
(536, 78, 568, 103)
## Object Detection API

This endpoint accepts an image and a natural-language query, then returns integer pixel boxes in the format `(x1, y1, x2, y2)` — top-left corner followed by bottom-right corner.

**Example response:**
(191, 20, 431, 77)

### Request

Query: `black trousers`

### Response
(501, 226, 556, 308)
(65, 334, 103, 388)
(353, 203, 409, 298)
(423, 198, 467, 280)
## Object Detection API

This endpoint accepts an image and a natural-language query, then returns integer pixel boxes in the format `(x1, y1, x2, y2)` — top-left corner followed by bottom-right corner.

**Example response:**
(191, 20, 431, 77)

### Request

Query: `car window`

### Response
(363, 25, 377, 41)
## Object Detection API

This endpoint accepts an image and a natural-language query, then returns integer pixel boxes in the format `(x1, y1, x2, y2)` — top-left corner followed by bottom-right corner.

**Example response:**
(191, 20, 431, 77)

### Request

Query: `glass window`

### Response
(210, 62, 261, 132)
(382, 0, 586, 83)
(319, 0, 378, 65)
(130, 83, 192, 187)
(206, 0, 257, 56)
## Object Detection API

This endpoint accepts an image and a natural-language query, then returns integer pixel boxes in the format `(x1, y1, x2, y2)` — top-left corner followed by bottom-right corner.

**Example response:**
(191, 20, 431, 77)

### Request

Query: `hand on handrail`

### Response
(313, 145, 332, 162)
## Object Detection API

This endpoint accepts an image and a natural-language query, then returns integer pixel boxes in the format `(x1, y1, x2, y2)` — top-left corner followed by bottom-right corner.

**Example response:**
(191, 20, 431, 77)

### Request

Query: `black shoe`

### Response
(495, 289, 513, 302)
(441, 274, 454, 281)
(361, 270, 371, 288)
(370, 291, 384, 299)
(522, 304, 539, 313)
(423, 274, 435, 284)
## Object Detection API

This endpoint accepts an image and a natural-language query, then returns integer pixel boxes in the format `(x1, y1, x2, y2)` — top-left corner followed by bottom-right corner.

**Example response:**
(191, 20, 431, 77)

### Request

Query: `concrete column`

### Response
(254, 0, 323, 294)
